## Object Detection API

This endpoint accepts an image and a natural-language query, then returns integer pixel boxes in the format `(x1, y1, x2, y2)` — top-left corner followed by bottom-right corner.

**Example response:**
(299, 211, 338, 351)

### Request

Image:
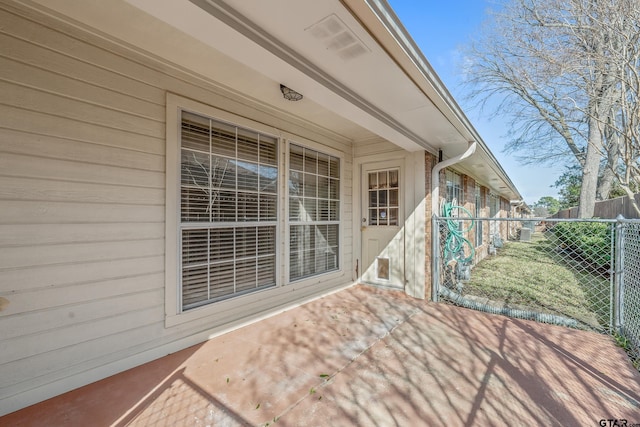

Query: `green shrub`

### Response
(551, 221, 612, 269)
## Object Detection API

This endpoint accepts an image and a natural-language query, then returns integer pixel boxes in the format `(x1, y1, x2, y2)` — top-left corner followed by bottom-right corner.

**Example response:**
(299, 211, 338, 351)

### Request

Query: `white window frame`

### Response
(475, 184, 484, 248)
(165, 94, 346, 327)
(445, 169, 464, 204)
(165, 94, 285, 326)
(490, 193, 500, 217)
(365, 168, 401, 227)
(179, 111, 279, 310)
(284, 136, 345, 285)
(287, 142, 341, 282)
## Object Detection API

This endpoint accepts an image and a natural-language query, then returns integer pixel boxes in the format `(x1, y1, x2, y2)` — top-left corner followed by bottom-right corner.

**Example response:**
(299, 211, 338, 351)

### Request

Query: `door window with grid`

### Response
(367, 169, 399, 226)
(180, 111, 277, 310)
(289, 144, 340, 281)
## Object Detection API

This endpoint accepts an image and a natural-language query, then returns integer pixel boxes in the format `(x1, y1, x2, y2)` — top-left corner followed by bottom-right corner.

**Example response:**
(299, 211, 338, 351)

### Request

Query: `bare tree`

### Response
(464, 0, 640, 217)
(599, 1, 640, 215)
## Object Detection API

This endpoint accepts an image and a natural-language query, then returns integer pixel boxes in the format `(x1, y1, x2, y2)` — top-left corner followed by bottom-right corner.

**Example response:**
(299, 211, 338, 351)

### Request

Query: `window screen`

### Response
(475, 184, 484, 247)
(445, 170, 463, 204)
(289, 144, 339, 281)
(490, 194, 500, 217)
(180, 111, 277, 309)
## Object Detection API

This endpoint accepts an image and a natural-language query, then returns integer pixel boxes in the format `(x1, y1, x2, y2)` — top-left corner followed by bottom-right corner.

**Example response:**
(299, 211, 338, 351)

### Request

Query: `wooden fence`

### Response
(553, 193, 640, 219)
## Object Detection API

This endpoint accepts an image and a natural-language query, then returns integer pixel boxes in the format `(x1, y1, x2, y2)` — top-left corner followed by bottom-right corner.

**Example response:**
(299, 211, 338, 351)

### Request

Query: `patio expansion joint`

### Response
(263, 305, 423, 426)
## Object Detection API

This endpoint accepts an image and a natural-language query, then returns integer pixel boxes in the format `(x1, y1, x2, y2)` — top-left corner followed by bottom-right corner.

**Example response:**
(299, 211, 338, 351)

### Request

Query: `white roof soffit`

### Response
(345, 0, 522, 199)
(24, 0, 521, 199)
(120, 0, 435, 151)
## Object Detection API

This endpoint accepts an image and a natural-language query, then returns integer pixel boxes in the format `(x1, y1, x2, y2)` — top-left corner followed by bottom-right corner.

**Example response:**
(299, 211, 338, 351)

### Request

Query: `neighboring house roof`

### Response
(25, 0, 522, 200)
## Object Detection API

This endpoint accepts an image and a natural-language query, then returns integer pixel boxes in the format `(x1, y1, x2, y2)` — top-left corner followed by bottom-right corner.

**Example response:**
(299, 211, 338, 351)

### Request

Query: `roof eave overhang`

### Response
(343, 0, 523, 200)
(184, 0, 435, 152)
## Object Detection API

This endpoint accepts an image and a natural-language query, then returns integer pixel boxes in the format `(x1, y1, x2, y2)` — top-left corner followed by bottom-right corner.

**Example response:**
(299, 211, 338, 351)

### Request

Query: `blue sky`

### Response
(387, 0, 563, 204)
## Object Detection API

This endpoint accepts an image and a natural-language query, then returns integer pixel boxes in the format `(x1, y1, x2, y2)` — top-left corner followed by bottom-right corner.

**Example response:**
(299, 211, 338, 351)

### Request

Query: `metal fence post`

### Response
(614, 215, 625, 334)
(432, 215, 440, 302)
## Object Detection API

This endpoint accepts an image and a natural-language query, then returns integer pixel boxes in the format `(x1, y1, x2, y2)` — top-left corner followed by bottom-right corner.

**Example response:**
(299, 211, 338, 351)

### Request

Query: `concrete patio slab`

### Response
(3, 285, 640, 426)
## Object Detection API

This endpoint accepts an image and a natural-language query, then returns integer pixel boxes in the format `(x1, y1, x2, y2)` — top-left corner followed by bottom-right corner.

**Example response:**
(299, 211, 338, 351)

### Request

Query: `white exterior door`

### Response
(360, 162, 404, 289)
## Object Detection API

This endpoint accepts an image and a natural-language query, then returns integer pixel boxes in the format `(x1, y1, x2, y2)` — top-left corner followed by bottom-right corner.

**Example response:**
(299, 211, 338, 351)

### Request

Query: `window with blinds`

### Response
(445, 170, 463, 204)
(289, 144, 340, 281)
(490, 193, 500, 217)
(475, 184, 484, 247)
(180, 111, 277, 310)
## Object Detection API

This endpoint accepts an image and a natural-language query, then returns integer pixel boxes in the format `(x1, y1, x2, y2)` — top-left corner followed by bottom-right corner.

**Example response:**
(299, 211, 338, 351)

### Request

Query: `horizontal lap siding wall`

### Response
(0, 3, 353, 414)
(353, 139, 402, 158)
(0, 3, 166, 407)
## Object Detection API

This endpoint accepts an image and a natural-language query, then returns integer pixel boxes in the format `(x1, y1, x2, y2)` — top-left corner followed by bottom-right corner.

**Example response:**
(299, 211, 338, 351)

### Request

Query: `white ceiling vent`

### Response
(305, 14, 370, 61)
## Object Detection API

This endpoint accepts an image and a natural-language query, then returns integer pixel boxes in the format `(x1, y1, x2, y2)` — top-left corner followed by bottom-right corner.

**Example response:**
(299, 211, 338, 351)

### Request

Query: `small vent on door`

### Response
(305, 14, 370, 60)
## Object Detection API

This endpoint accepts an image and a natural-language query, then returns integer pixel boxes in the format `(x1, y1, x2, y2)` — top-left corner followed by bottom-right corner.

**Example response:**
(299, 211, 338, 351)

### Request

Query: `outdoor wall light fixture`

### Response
(280, 84, 303, 101)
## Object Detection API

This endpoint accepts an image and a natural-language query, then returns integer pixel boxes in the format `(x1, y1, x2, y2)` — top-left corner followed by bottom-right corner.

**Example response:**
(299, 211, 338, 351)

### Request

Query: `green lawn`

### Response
(460, 232, 611, 331)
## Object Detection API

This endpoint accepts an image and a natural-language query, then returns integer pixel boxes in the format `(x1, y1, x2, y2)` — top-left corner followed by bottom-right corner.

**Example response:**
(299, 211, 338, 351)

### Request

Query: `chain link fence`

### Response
(433, 214, 640, 366)
(618, 220, 640, 363)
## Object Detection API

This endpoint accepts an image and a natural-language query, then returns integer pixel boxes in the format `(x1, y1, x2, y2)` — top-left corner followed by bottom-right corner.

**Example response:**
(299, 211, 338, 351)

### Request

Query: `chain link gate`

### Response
(618, 219, 640, 364)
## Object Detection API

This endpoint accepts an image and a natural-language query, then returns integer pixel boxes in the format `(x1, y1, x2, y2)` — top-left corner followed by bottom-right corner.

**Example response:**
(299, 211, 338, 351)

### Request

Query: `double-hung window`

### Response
(179, 111, 278, 310)
(168, 95, 344, 320)
(445, 170, 463, 204)
(475, 184, 484, 247)
(490, 194, 500, 217)
(288, 144, 340, 281)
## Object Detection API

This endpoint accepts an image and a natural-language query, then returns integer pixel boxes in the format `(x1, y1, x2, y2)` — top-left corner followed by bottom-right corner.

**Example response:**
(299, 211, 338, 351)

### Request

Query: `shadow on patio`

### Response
(4, 285, 640, 426)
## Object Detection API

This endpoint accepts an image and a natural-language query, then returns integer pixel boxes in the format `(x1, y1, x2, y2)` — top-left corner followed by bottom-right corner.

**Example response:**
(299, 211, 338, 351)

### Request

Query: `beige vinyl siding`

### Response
(340, 160, 354, 262)
(0, 223, 163, 246)
(0, 3, 353, 414)
(353, 138, 408, 158)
